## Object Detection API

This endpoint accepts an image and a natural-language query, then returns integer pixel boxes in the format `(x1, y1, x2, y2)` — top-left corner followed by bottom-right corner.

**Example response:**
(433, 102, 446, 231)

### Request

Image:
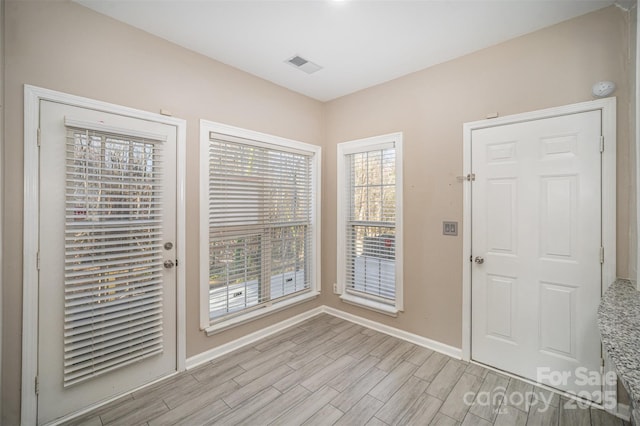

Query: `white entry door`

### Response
(37, 100, 177, 424)
(471, 110, 603, 400)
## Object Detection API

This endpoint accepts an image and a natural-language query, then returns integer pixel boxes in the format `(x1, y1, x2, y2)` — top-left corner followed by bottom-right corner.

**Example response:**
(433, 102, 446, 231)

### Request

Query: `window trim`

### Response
(336, 132, 404, 315)
(199, 120, 322, 332)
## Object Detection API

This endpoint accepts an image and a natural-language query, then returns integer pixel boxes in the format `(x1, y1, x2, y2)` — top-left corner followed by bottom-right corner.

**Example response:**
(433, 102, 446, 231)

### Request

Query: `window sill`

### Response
(204, 291, 320, 336)
(339, 293, 399, 317)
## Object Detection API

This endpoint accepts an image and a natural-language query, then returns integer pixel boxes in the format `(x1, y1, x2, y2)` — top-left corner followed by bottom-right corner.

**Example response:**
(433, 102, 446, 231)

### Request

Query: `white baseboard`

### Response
(54, 304, 465, 424)
(186, 304, 463, 369)
(322, 306, 463, 359)
(185, 306, 324, 369)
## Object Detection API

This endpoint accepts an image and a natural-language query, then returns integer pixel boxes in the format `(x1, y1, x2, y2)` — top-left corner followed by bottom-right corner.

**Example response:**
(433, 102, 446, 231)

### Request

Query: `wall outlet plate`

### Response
(443, 221, 458, 236)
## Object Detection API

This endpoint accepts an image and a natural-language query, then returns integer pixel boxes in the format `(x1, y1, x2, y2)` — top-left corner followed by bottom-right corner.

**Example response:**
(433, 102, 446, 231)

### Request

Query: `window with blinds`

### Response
(64, 126, 165, 387)
(203, 127, 318, 324)
(337, 134, 403, 313)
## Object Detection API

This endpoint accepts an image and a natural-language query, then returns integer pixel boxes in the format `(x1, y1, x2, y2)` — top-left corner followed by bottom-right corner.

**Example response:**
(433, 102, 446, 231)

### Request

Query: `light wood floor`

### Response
(66, 313, 629, 426)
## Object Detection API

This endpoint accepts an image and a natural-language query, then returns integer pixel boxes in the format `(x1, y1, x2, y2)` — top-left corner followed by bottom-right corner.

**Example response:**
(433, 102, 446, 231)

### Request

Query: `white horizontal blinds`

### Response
(208, 134, 313, 320)
(345, 147, 397, 302)
(64, 126, 164, 387)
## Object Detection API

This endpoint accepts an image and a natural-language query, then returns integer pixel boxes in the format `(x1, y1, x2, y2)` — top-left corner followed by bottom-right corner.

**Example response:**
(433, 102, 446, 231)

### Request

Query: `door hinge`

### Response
(175, 259, 179, 267)
(600, 136, 604, 153)
(600, 247, 605, 264)
(457, 173, 476, 182)
(37, 128, 41, 147)
(36, 251, 40, 270)
(35, 376, 39, 395)
(600, 357, 605, 375)
(469, 255, 473, 262)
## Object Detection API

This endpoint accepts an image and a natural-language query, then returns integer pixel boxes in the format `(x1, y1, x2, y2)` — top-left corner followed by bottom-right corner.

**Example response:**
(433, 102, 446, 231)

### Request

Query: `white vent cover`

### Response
(286, 55, 322, 74)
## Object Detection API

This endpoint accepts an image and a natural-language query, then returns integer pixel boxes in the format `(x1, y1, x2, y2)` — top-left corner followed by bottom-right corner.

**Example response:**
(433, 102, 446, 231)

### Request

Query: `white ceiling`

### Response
(76, 0, 617, 102)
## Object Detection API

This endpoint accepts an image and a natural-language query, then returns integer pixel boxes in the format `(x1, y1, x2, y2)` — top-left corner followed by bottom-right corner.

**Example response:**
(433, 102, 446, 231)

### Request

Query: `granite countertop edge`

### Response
(598, 278, 640, 407)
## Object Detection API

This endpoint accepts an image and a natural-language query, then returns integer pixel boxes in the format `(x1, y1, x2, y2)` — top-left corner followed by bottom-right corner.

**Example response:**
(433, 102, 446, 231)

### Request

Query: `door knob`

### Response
(474, 256, 484, 264)
(164, 260, 175, 269)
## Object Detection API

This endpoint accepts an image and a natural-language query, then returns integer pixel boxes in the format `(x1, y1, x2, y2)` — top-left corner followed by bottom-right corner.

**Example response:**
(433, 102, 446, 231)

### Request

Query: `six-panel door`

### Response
(471, 111, 603, 401)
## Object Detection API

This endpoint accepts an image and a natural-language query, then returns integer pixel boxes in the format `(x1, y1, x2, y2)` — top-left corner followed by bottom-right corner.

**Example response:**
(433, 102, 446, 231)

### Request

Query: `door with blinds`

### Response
(37, 100, 177, 424)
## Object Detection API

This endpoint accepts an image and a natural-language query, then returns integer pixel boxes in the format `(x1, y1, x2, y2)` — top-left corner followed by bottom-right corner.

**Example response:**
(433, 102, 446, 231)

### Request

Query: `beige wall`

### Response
(2, 1, 324, 423)
(1, 1, 634, 424)
(321, 5, 632, 348)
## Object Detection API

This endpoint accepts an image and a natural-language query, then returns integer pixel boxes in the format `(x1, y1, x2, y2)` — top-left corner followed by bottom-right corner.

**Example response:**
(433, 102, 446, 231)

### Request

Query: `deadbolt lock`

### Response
(164, 242, 173, 250)
(474, 256, 484, 264)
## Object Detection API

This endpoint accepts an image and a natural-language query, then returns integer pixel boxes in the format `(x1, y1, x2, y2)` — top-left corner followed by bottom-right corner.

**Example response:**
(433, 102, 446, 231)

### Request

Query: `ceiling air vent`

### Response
(286, 55, 322, 74)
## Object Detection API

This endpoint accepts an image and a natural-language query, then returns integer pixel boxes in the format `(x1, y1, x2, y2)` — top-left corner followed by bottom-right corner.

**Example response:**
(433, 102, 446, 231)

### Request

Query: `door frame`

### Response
(21, 85, 187, 425)
(461, 97, 617, 400)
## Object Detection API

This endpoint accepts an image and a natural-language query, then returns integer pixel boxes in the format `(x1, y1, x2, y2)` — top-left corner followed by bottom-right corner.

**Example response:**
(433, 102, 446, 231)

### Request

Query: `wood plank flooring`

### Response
(66, 314, 629, 426)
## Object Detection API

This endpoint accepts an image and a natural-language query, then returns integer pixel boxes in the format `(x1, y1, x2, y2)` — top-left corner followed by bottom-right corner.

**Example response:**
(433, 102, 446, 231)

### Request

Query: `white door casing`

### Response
(462, 98, 616, 404)
(22, 86, 187, 426)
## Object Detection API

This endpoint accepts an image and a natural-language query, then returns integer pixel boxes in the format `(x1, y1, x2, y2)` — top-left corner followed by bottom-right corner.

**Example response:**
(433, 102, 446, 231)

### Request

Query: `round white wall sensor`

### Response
(592, 81, 616, 97)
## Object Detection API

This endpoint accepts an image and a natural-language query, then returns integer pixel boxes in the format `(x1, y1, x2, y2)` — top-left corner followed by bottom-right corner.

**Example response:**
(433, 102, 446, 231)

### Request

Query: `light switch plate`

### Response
(443, 221, 458, 236)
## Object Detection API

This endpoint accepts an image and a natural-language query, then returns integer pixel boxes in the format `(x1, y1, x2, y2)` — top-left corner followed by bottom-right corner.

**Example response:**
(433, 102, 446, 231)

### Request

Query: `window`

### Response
(337, 133, 403, 315)
(200, 121, 321, 332)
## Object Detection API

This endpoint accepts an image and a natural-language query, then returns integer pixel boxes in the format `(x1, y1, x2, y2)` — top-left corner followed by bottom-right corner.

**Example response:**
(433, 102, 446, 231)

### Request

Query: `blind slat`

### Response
(64, 307, 163, 338)
(63, 127, 165, 387)
(64, 326, 163, 361)
(344, 148, 397, 304)
(206, 137, 314, 322)
(64, 293, 162, 320)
